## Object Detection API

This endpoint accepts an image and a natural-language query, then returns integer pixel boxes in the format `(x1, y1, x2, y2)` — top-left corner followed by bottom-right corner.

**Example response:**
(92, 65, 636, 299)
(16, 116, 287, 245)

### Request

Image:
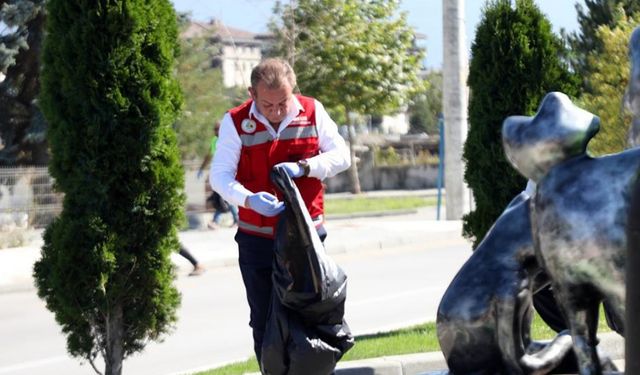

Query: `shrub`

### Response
(34, 1, 184, 373)
(462, 0, 578, 247)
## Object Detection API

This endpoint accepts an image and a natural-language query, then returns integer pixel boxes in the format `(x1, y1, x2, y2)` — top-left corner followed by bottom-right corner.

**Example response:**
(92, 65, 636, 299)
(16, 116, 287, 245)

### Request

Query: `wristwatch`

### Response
(297, 159, 310, 177)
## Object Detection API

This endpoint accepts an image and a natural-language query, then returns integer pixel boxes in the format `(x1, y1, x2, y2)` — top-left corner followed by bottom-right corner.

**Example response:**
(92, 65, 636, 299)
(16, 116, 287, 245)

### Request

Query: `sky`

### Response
(170, 0, 586, 70)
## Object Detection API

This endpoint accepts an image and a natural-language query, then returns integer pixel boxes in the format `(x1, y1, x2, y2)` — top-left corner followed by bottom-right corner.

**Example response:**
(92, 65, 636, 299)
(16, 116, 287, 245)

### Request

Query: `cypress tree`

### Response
(462, 0, 578, 247)
(33, 2, 184, 374)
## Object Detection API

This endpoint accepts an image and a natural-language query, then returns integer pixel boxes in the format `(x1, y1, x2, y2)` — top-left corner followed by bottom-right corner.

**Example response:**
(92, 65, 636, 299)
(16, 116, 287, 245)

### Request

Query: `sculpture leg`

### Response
(554, 288, 601, 375)
(496, 290, 530, 375)
(532, 284, 568, 333)
(602, 298, 625, 336)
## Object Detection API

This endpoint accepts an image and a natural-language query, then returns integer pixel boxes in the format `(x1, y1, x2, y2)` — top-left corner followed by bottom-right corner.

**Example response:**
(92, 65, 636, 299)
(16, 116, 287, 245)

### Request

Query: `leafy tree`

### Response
(268, 0, 426, 193)
(225, 85, 249, 107)
(462, 0, 578, 247)
(579, 9, 637, 156)
(34, 1, 184, 374)
(564, 0, 640, 90)
(175, 24, 230, 160)
(0, 0, 47, 165)
(408, 70, 442, 135)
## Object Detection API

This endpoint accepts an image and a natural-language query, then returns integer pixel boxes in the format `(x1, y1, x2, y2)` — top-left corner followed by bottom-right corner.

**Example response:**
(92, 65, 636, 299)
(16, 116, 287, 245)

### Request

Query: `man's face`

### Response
(249, 81, 294, 125)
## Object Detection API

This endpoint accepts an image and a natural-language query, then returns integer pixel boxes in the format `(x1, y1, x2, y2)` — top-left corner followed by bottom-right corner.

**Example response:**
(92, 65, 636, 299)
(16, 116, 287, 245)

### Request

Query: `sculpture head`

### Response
(502, 92, 600, 182)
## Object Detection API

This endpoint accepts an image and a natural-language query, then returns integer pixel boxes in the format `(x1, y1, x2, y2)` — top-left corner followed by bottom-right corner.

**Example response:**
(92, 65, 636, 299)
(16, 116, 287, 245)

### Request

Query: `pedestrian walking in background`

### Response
(198, 121, 239, 229)
(179, 245, 206, 276)
(209, 58, 350, 362)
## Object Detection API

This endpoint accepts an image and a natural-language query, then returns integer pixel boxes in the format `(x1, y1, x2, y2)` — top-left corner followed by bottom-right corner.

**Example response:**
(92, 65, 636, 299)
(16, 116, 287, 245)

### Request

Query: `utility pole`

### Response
(442, 0, 471, 220)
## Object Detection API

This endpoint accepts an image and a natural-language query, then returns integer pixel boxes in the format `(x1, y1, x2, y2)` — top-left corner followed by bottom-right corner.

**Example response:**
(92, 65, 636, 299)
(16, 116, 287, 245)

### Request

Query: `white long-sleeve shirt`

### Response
(209, 96, 351, 208)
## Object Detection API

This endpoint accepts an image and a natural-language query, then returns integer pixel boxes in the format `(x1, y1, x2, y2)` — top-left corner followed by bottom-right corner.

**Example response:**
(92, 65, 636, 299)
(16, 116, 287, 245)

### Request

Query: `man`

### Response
(209, 58, 350, 362)
(198, 121, 239, 229)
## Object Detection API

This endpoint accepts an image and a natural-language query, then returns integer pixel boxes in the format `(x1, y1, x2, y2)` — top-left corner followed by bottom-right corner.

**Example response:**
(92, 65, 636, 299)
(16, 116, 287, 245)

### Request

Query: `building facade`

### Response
(181, 19, 269, 88)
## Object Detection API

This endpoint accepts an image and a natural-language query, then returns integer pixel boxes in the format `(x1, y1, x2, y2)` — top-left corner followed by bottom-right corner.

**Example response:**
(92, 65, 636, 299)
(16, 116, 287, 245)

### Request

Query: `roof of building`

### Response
(181, 19, 271, 46)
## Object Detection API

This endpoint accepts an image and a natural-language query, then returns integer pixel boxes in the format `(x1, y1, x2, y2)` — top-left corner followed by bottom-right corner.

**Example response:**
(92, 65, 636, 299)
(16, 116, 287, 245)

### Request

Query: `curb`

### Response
(335, 352, 447, 375)
(325, 209, 418, 221)
(330, 331, 624, 375)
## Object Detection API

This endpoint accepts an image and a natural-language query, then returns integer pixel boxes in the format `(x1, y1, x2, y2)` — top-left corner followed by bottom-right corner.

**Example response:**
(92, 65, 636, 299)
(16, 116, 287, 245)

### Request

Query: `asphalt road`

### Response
(0, 239, 471, 375)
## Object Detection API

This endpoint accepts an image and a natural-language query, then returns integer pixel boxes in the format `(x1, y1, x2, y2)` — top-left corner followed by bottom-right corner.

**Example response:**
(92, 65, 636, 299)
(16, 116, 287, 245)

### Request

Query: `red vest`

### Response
(230, 95, 324, 238)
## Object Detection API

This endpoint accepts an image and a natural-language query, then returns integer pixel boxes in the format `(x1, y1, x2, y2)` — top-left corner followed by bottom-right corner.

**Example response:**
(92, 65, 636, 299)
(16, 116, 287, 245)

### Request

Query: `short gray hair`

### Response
(250, 58, 297, 89)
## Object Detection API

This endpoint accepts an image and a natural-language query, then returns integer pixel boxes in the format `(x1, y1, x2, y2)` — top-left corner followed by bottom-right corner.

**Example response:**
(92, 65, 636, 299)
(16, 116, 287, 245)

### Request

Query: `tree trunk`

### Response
(442, 0, 471, 219)
(345, 109, 361, 194)
(105, 303, 124, 375)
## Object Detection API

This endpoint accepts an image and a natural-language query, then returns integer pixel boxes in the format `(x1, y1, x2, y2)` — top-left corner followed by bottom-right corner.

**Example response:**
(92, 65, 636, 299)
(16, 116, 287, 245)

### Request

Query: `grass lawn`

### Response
(195, 308, 611, 375)
(324, 196, 437, 215)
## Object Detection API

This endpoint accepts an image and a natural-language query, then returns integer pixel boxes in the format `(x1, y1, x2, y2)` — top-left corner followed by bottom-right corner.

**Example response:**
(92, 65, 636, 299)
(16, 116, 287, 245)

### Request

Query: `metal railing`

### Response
(0, 166, 63, 229)
(0, 163, 207, 230)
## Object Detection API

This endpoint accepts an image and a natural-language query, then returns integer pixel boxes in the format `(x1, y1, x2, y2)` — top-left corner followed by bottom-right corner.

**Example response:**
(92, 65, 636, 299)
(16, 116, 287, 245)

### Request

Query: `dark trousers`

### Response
(236, 226, 327, 363)
(178, 246, 198, 266)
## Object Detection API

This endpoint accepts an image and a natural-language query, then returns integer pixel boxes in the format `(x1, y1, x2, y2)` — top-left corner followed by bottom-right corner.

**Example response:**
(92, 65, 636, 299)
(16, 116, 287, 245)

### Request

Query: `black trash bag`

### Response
(261, 293, 354, 375)
(270, 166, 348, 315)
(260, 165, 354, 375)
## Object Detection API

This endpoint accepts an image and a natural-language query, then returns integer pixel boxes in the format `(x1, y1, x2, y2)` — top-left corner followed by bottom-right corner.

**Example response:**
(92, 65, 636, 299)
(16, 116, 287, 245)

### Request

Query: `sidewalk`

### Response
(0, 189, 454, 293)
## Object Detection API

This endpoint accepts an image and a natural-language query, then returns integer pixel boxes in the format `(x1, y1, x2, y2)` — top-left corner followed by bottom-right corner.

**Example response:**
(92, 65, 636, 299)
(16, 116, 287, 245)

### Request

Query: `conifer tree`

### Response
(462, 0, 578, 247)
(33, 1, 184, 374)
(0, 0, 47, 165)
(564, 0, 640, 88)
(579, 9, 638, 156)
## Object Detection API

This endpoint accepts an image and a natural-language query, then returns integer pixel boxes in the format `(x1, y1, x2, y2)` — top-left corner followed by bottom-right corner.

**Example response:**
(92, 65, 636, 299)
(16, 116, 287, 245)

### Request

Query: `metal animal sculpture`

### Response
(627, 173, 640, 373)
(437, 191, 583, 375)
(260, 165, 354, 375)
(503, 92, 636, 375)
